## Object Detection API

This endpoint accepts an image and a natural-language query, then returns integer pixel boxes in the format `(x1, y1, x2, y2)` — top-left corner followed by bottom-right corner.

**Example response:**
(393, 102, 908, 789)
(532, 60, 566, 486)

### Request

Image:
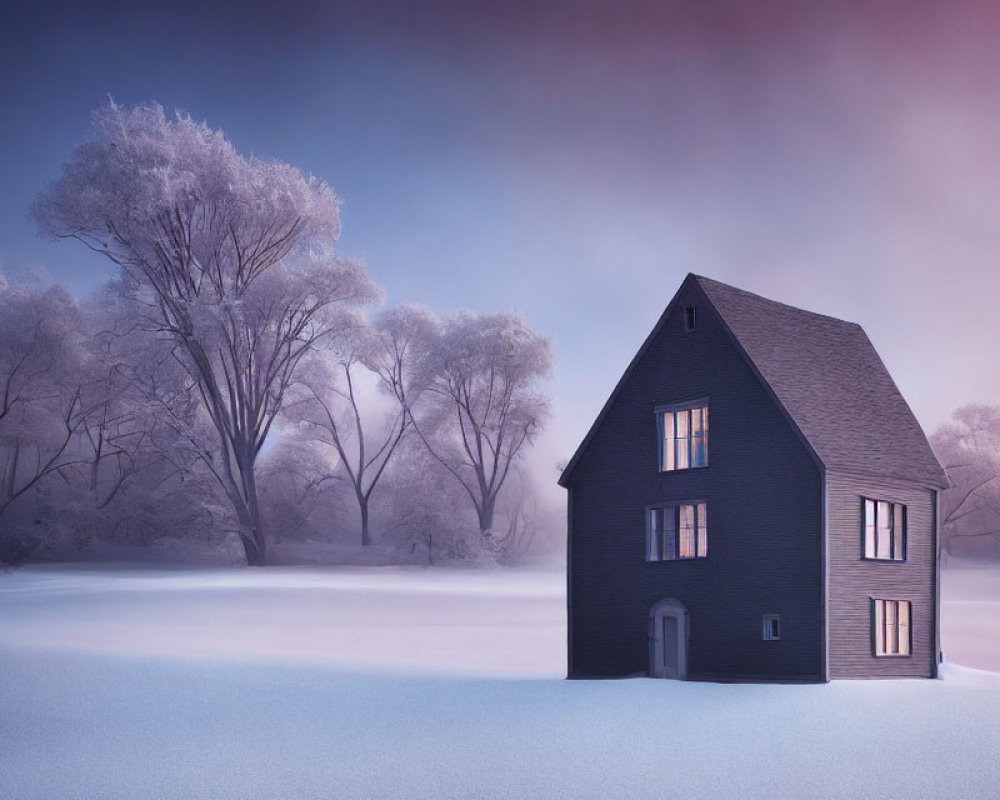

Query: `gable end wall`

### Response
(567, 280, 823, 681)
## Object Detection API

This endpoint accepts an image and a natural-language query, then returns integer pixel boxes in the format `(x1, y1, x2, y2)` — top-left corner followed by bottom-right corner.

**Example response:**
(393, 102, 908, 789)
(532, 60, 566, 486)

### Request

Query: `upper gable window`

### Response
(863, 498, 906, 561)
(684, 305, 697, 332)
(658, 403, 708, 471)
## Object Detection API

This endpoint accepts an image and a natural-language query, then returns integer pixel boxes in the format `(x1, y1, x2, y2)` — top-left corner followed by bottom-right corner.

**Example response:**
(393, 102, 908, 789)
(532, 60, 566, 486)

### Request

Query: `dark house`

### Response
(559, 274, 948, 682)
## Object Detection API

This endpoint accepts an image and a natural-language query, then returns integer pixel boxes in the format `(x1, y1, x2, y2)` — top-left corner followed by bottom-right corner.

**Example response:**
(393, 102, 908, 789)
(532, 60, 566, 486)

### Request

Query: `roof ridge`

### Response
(691, 274, 862, 329)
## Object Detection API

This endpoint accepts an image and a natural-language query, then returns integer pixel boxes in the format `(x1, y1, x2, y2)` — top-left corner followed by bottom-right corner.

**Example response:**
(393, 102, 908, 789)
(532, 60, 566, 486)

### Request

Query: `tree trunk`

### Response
(230, 496, 267, 566)
(228, 447, 268, 566)
(243, 464, 268, 565)
(360, 497, 372, 547)
(478, 495, 496, 538)
(241, 530, 266, 565)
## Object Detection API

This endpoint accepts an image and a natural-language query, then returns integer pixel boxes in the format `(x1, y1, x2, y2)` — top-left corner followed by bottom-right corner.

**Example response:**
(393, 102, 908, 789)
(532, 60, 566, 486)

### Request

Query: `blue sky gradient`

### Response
(3, 1, 1000, 478)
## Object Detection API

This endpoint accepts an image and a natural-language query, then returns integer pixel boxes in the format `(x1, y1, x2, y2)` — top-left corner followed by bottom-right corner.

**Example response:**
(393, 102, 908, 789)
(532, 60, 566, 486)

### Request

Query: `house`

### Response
(558, 274, 948, 682)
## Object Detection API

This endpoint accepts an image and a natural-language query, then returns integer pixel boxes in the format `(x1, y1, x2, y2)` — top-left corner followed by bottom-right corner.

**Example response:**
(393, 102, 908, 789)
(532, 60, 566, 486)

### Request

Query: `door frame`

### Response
(649, 598, 689, 679)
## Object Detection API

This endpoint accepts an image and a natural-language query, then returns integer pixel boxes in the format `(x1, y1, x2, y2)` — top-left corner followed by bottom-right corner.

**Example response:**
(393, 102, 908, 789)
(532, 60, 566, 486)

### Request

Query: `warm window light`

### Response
(872, 599, 910, 656)
(659, 404, 708, 472)
(863, 498, 906, 561)
(647, 503, 708, 561)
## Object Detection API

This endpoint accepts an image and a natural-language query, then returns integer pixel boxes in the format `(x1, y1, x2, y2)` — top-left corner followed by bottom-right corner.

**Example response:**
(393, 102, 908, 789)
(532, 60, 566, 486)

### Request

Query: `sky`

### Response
(2, 0, 1000, 484)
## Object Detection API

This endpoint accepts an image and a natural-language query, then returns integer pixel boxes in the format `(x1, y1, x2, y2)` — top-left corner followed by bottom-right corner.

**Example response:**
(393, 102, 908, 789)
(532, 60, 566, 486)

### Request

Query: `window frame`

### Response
(656, 400, 709, 473)
(762, 614, 780, 641)
(861, 497, 907, 562)
(871, 598, 912, 658)
(646, 501, 708, 562)
(683, 304, 697, 332)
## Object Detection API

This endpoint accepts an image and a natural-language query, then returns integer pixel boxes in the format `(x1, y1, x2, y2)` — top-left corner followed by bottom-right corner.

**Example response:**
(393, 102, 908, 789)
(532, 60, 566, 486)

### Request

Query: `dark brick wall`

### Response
(566, 279, 824, 681)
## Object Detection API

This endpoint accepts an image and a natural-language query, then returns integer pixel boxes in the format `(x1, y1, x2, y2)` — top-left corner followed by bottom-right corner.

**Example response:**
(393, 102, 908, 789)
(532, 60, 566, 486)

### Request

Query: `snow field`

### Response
(1, 564, 999, 799)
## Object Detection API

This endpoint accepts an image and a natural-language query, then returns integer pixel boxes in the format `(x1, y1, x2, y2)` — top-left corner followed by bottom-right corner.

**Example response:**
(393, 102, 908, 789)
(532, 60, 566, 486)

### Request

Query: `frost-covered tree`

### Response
(288, 305, 435, 546)
(60, 287, 227, 551)
(34, 102, 380, 564)
(376, 435, 477, 564)
(410, 312, 552, 549)
(257, 439, 345, 545)
(0, 276, 88, 563)
(932, 405, 1000, 561)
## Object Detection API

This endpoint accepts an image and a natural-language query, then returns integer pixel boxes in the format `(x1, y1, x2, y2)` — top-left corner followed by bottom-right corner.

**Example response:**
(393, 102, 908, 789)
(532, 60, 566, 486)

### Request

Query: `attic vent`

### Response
(684, 305, 696, 332)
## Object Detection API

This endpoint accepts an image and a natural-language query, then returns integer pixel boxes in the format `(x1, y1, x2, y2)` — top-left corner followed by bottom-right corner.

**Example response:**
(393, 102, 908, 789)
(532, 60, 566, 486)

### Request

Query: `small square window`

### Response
(763, 614, 780, 641)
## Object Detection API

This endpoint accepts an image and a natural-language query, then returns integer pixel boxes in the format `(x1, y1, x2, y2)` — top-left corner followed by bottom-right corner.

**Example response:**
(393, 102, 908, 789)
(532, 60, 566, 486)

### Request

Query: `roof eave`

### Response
(557, 273, 701, 488)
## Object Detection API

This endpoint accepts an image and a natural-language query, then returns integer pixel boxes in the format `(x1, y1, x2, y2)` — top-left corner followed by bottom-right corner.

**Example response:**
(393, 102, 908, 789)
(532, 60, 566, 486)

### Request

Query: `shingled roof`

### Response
(560, 274, 948, 489)
(696, 275, 947, 489)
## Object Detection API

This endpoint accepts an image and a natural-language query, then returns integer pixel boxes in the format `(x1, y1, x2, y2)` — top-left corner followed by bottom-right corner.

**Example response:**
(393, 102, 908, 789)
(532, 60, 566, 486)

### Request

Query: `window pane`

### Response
(898, 601, 910, 655)
(679, 504, 695, 558)
(675, 438, 688, 470)
(662, 412, 675, 471)
(676, 409, 689, 438)
(692, 433, 706, 467)
(647, 509, 660, 561)
(662, 508, 677, 560)
(691, 407, 707, 467)
(886, 600, 897, 654)
(696, 503, 708, 557)
(877, 501, 891, 559)
(694, 436, 706, 467)
(864, 499, 876, 558)
(874, 600, 885, 655)
(892, 504, 905, 560)
(676, 411, 690, 469)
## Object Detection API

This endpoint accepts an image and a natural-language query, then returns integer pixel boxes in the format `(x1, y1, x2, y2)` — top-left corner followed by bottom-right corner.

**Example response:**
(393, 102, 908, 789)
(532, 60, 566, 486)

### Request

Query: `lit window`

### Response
(647, 503, 707, 561)
(658, 404, 708, 471)
(872, 599, 911, 656)
(863, 498, 906, 561)
(763, 614, 780, 641)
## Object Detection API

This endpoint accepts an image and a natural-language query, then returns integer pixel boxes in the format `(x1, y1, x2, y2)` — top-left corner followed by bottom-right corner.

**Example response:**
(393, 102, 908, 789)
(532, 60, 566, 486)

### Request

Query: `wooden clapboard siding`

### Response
(566, 277, 824, 681)
(827, 472, 937, 678)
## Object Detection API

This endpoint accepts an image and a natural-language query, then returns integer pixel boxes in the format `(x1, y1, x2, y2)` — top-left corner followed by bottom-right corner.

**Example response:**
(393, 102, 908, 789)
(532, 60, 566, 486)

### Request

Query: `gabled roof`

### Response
(559, 274, 948, 490)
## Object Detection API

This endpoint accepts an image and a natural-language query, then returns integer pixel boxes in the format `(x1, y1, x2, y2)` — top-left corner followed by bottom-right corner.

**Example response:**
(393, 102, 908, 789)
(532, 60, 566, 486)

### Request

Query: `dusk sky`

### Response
(3, 0, 1000, 480)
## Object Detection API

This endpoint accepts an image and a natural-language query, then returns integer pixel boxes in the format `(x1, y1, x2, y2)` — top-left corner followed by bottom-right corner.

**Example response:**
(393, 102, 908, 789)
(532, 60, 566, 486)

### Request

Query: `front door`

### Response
(650, 599, 687, 679)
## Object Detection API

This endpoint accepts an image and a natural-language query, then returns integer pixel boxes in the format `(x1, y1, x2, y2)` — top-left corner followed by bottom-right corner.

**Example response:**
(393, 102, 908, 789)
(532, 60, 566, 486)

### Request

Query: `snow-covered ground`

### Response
(1, 563, 999, 799)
